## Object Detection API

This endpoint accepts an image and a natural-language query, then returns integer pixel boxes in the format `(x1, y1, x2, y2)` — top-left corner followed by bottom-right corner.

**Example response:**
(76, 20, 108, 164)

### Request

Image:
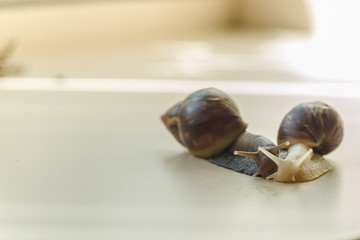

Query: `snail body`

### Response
(259, 101, 344, 182)
(161, 88, 287, 178)
(231, 132, 288, 177)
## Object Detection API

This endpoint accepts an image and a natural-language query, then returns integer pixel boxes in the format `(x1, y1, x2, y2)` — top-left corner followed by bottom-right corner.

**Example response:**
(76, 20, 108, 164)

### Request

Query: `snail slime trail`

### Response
(161, 89, 344, 183)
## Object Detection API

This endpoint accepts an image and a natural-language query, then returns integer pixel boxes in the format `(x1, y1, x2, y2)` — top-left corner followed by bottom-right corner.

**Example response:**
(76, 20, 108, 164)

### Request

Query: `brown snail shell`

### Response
(161, 88, 248, 158)
(160, 101, 183, 146)
(277, 101, 344, 155)
(161, 88, 289, 179)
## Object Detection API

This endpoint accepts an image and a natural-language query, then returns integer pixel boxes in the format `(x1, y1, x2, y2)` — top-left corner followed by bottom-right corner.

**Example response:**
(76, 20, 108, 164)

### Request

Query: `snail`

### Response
(258, 101, 344, 182)
(161, 87, 288, 178)
(161, 89, 345, 183)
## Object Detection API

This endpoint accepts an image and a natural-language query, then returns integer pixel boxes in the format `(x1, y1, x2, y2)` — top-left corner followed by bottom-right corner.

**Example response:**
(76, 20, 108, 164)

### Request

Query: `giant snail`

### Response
(161, 88, 344, 183)
(258, 101, 344, 182)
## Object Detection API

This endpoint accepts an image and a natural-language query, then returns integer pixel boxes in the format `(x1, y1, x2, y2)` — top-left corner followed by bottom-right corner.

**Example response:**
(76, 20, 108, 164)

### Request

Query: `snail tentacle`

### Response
(232, 149, 265, 177)
(259, 143, 314, 182)
(233, 141, 290, 178)
(233, 150, 259, 161)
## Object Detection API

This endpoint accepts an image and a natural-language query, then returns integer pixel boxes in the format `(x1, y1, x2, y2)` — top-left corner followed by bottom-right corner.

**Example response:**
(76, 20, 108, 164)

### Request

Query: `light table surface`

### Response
(0, 79, 359, 240)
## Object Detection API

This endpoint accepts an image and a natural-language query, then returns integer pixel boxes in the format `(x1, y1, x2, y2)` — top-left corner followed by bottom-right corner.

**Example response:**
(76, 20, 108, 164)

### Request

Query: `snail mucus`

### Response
(161, 88, 344, 183)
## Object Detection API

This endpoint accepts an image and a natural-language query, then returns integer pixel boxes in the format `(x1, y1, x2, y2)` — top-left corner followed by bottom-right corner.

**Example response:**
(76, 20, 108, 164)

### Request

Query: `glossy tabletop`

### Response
(0, 80, 359, 240)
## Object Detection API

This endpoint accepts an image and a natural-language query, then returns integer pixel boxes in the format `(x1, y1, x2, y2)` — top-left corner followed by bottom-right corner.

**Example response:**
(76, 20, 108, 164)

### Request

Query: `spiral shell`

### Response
(161, 88, 248, 158)
(277, 101, 344, 155)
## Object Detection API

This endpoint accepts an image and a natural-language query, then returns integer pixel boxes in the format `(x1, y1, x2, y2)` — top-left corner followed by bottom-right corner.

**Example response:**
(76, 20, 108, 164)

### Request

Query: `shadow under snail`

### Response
(161, 88, 344, 183)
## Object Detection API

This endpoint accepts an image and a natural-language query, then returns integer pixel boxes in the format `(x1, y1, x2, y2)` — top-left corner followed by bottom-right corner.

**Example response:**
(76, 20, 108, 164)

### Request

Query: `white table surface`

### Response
(0, 80, 359, 240)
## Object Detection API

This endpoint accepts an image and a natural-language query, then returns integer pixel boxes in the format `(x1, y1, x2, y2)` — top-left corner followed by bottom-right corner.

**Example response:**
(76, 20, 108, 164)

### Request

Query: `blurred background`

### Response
(1, 2, 360, 239)
(1, 0, 360, 82)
